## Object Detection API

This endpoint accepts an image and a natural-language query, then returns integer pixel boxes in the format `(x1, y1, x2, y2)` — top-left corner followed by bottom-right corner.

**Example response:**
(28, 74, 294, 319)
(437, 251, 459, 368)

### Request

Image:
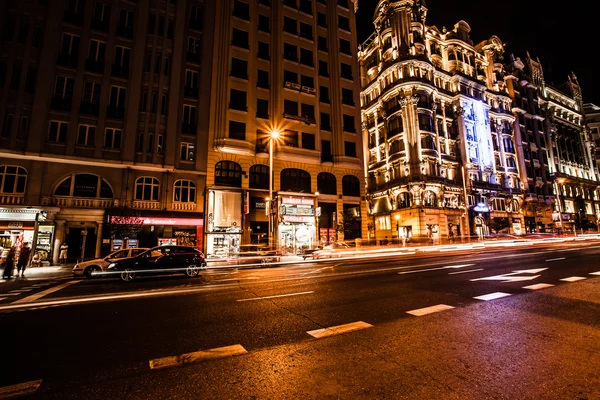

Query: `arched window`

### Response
(173, 180, 196, 203)
(342, 175, 360, 197)
(397, 192, 412, 209)
(421, 135, 436, 151)
(53, 173, 113, 198)
(422, 190, 437, 207)
(0, 166, 27, 194)
(135, 177, 160, 201)
(280, 169, 311, 193)
(249, 164, 269, 189)
(215, 161, 242, 187)
(317, 172, 336, 195)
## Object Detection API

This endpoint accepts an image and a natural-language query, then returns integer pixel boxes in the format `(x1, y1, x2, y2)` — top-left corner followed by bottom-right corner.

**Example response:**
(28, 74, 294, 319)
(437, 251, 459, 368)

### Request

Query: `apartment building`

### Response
(204, 0, 365, 257)
(359, 0, 523, 241)
(0, 0, 214, 263)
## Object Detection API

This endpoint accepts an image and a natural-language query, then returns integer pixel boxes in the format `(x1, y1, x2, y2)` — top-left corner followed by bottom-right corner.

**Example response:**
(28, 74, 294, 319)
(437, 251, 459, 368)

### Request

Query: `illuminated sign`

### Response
(281, 197, 314, 205)
(282, 215, 315, 223)
(473, 203, 490, 212)
(110, 217, 204, 226)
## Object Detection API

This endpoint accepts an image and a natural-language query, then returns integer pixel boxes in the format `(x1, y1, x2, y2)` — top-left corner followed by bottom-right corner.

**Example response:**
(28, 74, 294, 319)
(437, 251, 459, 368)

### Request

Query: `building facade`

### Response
(0, 0, 214, 264)
(359, 0, 523, 242)
(204, 0, 366, 258)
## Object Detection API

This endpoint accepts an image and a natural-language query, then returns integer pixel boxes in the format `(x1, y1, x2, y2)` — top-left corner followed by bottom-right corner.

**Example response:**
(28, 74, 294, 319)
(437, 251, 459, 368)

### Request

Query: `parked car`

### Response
(72, 248, 149, 278)
(231, 245, 281, 265)
(106, 245, 207, 282)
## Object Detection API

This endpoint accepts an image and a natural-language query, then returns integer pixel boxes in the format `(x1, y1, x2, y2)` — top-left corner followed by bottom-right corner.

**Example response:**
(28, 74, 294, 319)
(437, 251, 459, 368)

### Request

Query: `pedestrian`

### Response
(59, 242, 69, 265)
(2, 246, 16, 279)
(17, 242, 31, 278)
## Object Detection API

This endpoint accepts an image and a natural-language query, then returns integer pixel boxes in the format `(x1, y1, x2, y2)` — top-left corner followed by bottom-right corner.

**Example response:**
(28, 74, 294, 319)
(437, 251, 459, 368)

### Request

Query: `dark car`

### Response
(106, 245, 207, 282)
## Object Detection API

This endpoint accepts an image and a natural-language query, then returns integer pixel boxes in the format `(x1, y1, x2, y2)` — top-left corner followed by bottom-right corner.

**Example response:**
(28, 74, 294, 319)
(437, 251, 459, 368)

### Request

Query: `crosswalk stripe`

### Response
(0, 379, 42, 399)
(12, 281, 80, 304)
(406, 304, 454, 316)
(149, 344, 247, 370)
(523, 283, 555, 290)
(560, 276, 587, 282)
(474, 292, 512, 301)
(307, 321, 373, 339)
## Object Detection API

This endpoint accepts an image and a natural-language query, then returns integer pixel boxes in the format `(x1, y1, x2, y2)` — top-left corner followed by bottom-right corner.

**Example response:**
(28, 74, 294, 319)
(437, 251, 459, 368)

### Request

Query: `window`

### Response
(77, 125, 95, 146)
(60, 33, 80, 57)
(151, 91, 158, 113)
(182, 104, 197, 131)
(300, 22, 313, 40)
(422, 190, 436, 207)
(104, 128, 122, 149)
(320, 112, 331, 130)
(343, 114, 355, 132)
(257, 69, 269, 88)
(342, 88, 354, 105)
(258, 15, 270, 32)
(233, 0, 250, 20)
(147, 132, 154, 153)
(154, 55, 162, 74)
(284, 100, 297, 116)
(339, 38, 351, 55)
(118, 9, 134, 38)
(48, 121, 68, 143)
(161, 94, 168, 115)
(188, 37, 201, 54)
(321, 139, 332, 162)
(1, 114, 13, 138)
(0, 166, 27, 194)
(229, 89, 247, 111)
(283, 130, 298, 147)
(148, 13, 156, 34)
(284, 17, 296, 35)
(301, 103, 315, 120)
(257, 41, 269, 60)
(341, 62, 352, 79)
(318, 172, 336, 195)
(283, 43, 297, 61)
(249, 164, 269, 189)
(300, 48, 313, 66)
(302, 132, 315, 150)
(82, 81, 101, 104)
(338, 15, 350, 31)
(344, 141, 356, 157)
(164, 57, 171, 76)
(18, 116, 28, 138)
(317, 12, 327, 28)
(167, 18, 174, 39)
(319, 60, 328, 77)
(257, 98, 269, 119)
(231, 58, 248, 79)
(157, 134, 164, 155)
(215, 161, 242, 187)
(280, 169, 311, 192)
(320, 86, 329, 103)
(299, 0, 313, 14)
(318, 36, 327, 52)
(174, 180, 196, 203)
(232, 28, 249, 49)
(397, 192, 411, 208)
(92, 2, 111, 28)
(109, 86, 126, 108)
(185, 69, 199, 91)
(55, 173, 113, 198)
(229, 120, 246, 140)
(135, 177, 159, 201)
(88, 39, 106, 63)
(180, 142, 195, 161)
(54, 76, 74, 99)
(284, 70, 298, 84)
(113, 46, 131, 71)
(301, 75, 314, 88)
(342, 175, 360, 197)
(189, 5, 204, 30)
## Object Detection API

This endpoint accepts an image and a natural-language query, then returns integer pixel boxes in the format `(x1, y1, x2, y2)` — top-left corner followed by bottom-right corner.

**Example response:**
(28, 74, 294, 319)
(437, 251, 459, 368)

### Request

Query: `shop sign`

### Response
(251, 197, 266, 209)
(145, 217, 204, 226)
(473, 202, 490, 212)
(7, 222, 23, 229)
(562, 213, 571, 221)
(281, 197, 314, 206)
(282, 206, 314, 216)
(295, 227, 310, 243)
(282, 215, 314, 223)
(512, 223, 523, 235)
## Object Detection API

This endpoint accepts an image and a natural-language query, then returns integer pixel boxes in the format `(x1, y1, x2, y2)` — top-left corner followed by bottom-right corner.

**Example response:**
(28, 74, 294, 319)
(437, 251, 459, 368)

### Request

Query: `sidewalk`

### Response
(1, 265, 73, 282)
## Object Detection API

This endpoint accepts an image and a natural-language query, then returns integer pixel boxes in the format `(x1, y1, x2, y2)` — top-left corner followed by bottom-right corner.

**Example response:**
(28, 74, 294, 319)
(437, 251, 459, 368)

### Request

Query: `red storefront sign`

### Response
(282, 215, 314, 223)
(110, 216, 204, 226)
(281, 197, 314, 205)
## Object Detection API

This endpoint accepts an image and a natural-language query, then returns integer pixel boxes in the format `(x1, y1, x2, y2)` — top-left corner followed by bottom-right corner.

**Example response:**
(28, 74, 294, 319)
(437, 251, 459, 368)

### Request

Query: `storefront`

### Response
(0, 207, 57, 265)
(248, 195, 268, 244)
(277, 194, 317, 254)
(205, 189, 242, 258)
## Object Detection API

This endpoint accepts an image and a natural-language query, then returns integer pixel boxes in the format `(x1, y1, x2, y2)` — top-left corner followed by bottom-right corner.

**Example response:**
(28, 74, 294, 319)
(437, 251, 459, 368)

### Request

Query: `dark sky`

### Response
(356, 0, 599, 105)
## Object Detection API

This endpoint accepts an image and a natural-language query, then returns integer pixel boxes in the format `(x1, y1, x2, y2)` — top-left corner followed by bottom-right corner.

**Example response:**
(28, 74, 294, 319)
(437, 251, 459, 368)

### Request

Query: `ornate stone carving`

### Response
(398, 97, 409, 108)
(454, 105, 466, 117)
(410, 94, 420, 106)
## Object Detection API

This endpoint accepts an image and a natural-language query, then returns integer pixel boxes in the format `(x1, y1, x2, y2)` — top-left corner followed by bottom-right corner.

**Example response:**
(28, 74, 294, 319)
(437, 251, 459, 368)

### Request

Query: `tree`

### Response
(336, 209, 362, 241)
(106, 207, 144, 240)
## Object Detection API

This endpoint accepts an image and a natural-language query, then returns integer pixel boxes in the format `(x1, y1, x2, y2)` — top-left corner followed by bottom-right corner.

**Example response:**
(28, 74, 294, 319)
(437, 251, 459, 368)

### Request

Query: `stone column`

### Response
(95, 222, 103, 258)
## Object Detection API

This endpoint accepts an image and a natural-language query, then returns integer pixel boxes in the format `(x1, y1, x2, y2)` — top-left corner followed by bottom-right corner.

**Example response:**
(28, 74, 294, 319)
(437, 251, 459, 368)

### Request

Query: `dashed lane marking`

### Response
(560, 276, 587, 282)
(12, 281, 80, 304)
(406, 304, 455, 316)
(590, 272, 600, 276)
(149, 344, 247, 370)
(0, 298, 6, 302)
(545, 257, 566, 262)
(523, 283, 555, 290)
(307, 321, 373, 339)
(448, 268, 483, 275)
(474, 292, 512, 301)
(0, 379, 42, 399)
(399, 263, 476, 275)
(237, 291, 314, 302)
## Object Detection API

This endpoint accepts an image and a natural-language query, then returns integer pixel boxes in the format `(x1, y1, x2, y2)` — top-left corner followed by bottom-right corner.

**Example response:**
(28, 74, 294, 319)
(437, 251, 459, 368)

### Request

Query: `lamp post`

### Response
(315, 192, 320, 247)
(395, 215, 400, 246)
(268, 131, 279, 249)
(553, 178, 565, 234)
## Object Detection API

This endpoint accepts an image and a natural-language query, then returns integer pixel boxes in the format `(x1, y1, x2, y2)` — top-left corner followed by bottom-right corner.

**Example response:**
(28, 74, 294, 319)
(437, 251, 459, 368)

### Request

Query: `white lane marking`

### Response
(149, 344, 247, 370)
(470, 268, 547, 283)
(546, 257, 566, 262)
(560, 276, 587, 282)
(12, 281, 80, 304)
(307, 321, 373, 339)
(523, 283, 555, 290)
(237, 291, 314, 302)
(0, 298, 6, 302)
(474, 292, 512, 301)
(0, 379, 42, 399)
(399, 263, 475, 275)
(448, 269, 483, 275)
(16, 289, 32, 292)
(590, 272, 600, 276)
(7, 290, 23, 294)
(406, 304, 455, 316)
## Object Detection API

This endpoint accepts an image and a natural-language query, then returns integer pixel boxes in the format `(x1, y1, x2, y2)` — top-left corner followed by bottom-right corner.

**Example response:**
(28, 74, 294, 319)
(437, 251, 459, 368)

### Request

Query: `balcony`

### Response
(51, 96, 72, 112)
(49, 196, 117, 208)
(111, 64, 130, 78)
(106, 106, 125, 119)
(85, 58, 105, 73)
(79, 102, 99, 116)
(0, 195, 24, 205)
(133, 200, 160, 210)
(171, 202, 197, 211)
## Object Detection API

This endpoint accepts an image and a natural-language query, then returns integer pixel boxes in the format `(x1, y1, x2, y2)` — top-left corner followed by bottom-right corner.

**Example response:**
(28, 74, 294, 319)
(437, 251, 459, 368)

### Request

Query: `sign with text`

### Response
(282, 215, 314, 223)
(251, 197, 266, 209)
(281, 197, 314, 206)
(110, 216, 204, 226)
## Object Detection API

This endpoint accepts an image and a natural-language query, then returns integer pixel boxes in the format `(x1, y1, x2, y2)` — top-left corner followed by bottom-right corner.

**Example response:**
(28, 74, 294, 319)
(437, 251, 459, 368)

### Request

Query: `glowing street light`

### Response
(554, 177, 566, 233)
(268, 131, 280, 248)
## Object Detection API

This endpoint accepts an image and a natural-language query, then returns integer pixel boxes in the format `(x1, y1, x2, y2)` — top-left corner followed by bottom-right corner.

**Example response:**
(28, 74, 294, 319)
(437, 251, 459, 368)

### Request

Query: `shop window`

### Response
(342, 175, 360, 197)
(135, 176, 160, 201)
(53, 173, 113, 198)
(397, 192, 412, 209)
(280, 168, 310, 193)
(317, 172, 336, 195)
(0, 165, 27, 194)
(422, 190, 437, 207)
(215, 160, 242, 187)
(173, 179, 196, 203)
(249, 164, 269, 189)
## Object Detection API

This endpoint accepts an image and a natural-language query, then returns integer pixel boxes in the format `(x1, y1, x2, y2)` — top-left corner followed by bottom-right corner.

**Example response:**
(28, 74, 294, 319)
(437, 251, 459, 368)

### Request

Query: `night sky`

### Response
(356, 0, 600, 106)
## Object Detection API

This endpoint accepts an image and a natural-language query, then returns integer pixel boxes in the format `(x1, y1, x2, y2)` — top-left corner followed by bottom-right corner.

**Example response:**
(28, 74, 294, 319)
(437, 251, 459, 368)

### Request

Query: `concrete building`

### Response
(0, 0, 214, 264)
(583, 102, 600, 173)
(204, 0, 365, 257)
(359, 0, 523, 242)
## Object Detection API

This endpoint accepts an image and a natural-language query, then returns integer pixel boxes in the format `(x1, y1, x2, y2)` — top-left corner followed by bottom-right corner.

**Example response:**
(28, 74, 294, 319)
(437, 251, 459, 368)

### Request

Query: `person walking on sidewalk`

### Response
(17, 242, 31, 278)
(2, 246, 16, 279)
(59, 242, 68, 265)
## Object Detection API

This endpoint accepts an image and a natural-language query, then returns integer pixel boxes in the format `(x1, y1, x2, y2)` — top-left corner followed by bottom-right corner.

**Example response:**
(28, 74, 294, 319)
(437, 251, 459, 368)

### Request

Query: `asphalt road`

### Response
(1, 238, 600, 399)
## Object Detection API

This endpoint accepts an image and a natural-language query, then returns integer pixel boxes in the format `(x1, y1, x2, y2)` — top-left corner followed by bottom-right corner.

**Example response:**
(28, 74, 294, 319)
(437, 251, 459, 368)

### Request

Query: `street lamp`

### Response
(315, 192, 320, 247)
(268, 130, 280, 249)
(395, 215, 400, 246)
(553, 177, 565, 234)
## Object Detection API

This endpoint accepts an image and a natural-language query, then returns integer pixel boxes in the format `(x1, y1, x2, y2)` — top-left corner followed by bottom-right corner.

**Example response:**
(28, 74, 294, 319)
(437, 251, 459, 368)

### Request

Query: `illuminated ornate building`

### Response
(358, 0, 523, 241)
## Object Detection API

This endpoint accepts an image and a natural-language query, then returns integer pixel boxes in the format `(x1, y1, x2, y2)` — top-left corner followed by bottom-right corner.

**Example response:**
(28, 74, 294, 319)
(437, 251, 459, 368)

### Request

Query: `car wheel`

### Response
(84, 265, 101, 279)
(120, 268, 135, 282)
(185, 264, 200, 277)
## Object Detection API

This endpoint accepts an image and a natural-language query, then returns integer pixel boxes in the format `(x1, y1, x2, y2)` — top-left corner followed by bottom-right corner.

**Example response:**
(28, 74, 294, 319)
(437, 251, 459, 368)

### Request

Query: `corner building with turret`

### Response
(359, 0, 524, 242)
